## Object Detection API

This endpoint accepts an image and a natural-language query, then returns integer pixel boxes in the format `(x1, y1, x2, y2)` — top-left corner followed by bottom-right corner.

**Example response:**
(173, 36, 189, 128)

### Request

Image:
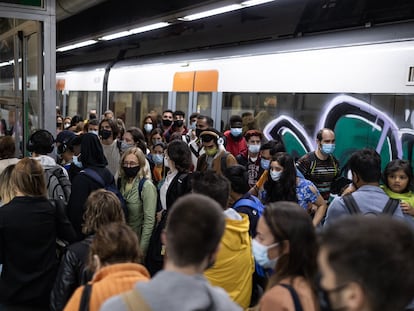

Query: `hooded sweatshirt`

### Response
(204, 212, 254, 309)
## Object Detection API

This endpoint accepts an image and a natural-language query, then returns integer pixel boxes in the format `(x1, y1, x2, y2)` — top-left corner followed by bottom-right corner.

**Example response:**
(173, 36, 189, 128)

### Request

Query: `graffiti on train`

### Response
(263, 95, 414, 172)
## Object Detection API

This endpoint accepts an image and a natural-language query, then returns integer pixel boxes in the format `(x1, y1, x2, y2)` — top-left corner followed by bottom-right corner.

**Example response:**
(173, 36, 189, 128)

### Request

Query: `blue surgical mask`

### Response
(270, 170, 282, 181)
(252, 239, 280, 269)
(321, 143, 335, 155)
(89, 130, 99, 136)
(153, 154, 164, 165)
(190, 121, 197, 130)
(144, 123, 153, 133)
(261, 158, 270, 170)
(72, 155, 83, 168)
(121, 141, 134, 152)
(248, 144, 261, 154)
(230, 127, 243, 137)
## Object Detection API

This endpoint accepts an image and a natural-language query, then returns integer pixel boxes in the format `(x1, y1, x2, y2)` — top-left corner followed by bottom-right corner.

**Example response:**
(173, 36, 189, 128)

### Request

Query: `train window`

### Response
(65, 91, 100, 119)
(109, 92, 168, 129)
(196, 92, 212, 118)
(176, 92, 189, 116)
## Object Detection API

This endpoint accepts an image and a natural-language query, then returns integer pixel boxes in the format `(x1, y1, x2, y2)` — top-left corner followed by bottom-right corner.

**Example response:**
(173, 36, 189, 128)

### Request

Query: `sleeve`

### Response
(50, 250, 81, 311)
(324, 196, 347, 226)
(67, 174, 93, 239)
(226, 153, 238, 167)
(55, 200, 77, 243)
(140, 181, 157, 256)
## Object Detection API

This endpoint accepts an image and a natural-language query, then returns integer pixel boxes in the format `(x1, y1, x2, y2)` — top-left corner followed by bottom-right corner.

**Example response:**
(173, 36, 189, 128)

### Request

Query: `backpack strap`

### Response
(382, 198, 400, 215)
(79, 283, 92, 311)
(121, 289, 152, 311)
(342, 194, 361, 214)
(220, 152, 229, 172)
(82, 168, 105, 187)
(138, 178, 147, 201)
(189, 143, 200, 158)
(279, 283, 304, 311)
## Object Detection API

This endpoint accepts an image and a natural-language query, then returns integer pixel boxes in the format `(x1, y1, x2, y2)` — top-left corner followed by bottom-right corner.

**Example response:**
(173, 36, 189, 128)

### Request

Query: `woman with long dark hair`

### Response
(253, 201, 319, 311)
(262, 152, 327, 226)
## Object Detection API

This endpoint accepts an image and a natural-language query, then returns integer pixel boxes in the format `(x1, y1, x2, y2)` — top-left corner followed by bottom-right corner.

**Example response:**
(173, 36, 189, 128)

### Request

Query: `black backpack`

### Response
(81, 168, 129, 219)
(343, 194, 400, 216)
(145, 173, 189, 276)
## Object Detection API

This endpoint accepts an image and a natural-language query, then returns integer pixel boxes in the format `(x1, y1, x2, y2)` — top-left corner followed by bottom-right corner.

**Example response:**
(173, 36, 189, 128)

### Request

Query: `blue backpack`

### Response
(82, 168, 128, 218)
(233, 195, 265, 217)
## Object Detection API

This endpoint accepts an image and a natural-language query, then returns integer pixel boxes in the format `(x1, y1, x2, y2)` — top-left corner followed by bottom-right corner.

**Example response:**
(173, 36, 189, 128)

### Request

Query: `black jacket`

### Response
(50, 236, 93, 311)
(0, 196, 76, 308)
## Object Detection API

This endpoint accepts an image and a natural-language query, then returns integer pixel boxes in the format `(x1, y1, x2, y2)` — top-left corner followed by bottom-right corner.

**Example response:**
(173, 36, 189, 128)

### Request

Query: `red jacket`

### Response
(224, 130, 247, 157)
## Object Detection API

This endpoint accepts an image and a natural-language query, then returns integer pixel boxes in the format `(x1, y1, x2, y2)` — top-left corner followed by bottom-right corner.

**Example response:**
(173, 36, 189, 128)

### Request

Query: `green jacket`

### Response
(120, 177, 157, 256)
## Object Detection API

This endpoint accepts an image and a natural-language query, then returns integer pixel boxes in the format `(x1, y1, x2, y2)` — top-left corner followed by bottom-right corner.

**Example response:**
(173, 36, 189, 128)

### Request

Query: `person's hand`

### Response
(401, 202, 414, 216)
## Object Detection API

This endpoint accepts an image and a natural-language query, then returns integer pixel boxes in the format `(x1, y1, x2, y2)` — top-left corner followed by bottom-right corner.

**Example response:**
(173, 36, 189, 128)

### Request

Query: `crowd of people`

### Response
(0, 108, 413, 311)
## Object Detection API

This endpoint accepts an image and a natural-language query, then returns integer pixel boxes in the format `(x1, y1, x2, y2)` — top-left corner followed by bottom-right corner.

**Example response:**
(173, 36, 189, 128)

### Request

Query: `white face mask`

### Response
(248, 144, 261, 154)
(89, 130, 99, 136)
(144, 123, 153, 133)
(252, 239, 280, 269)
(270, 170, 282, 181)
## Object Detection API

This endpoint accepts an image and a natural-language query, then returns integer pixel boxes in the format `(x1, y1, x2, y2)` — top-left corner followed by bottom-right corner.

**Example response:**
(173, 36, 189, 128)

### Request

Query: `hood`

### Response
(33, 155, 57, 168)
(81, 133, 108, 168)
(221, 214, 250, 251)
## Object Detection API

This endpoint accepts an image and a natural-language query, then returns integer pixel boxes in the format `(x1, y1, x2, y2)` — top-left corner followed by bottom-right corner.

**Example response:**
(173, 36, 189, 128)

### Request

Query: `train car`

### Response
(56, 24, 414, 170)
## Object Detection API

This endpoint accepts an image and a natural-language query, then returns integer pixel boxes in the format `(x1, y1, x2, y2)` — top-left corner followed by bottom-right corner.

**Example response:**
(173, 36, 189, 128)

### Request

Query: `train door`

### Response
(0, 19, 42, 156)
(173, 70, 219, 128)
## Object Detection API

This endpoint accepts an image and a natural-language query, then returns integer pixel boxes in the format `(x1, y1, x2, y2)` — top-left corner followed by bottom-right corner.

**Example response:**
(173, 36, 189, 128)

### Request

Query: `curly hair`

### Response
(82, 189, 125, 235)
(167, 140, 192, 173)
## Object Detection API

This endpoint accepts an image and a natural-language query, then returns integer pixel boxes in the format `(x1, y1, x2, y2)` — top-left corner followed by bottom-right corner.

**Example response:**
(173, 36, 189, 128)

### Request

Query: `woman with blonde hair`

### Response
(0, 158, 76, 310)
(0, 164, 15, 206)
(118, 147, 157, 256)
(64, 222, 150, 311)
(51, 189, 125, 311)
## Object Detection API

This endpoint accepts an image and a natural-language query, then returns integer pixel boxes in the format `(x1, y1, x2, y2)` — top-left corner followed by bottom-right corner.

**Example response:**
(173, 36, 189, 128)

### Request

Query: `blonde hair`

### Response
(0, 164, 16, 204)
(82, 189, 125, 235)
(119, 147, 152, 180)
(11, 158, 47, 197)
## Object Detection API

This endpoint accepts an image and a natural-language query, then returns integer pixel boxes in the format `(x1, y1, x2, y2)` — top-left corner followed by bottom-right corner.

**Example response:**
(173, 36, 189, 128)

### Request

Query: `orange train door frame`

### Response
(172, 70, 221, 128)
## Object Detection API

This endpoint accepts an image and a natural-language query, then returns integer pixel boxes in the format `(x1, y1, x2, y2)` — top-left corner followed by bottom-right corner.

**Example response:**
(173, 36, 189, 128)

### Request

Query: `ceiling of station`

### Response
(56, 0, 414, 72)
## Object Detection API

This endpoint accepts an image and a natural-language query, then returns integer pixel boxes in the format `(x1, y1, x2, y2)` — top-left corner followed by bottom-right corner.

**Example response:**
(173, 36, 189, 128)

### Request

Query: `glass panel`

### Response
(66, 91, 100, 119)
(140, 92, 168, 128)
(196, 92, 211, 115)
(108, 91, 168, 130)
(176, 92, 189, 116)
(26, 30, 40, 130)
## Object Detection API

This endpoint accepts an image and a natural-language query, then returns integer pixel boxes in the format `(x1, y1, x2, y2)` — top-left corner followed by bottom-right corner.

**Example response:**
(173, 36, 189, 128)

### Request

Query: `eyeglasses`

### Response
(122, 161, 139, 167)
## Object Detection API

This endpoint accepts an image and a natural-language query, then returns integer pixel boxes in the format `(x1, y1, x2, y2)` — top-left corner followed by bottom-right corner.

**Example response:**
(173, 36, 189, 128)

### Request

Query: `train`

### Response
(56, 22, 414, 170)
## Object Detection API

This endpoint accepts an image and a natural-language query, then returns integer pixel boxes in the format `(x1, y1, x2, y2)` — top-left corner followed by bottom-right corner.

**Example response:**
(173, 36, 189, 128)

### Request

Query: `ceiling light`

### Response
(179, 4, 242, 21)
(241, 0, 275, 7)
(57, 40, 97, 52)
(100, 22, 170, 41)
(130, 22, 170, 34)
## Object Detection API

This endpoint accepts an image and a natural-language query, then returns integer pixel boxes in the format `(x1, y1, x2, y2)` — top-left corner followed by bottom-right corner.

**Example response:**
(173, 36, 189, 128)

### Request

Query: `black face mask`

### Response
(317, 282, 349, 311)
(174, 120, 184, 127)
(123, 166, 140, 178)
(162, 119, 172, 127)
(99, 129, 112, 140)
(57, 122, 62, 128)
(196, 128, 203, 138)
